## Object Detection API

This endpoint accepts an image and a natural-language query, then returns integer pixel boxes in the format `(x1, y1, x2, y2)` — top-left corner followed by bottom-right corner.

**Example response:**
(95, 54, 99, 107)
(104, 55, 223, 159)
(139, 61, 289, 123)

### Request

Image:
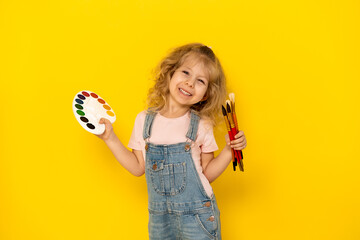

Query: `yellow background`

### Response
(1, 0, 359, 239)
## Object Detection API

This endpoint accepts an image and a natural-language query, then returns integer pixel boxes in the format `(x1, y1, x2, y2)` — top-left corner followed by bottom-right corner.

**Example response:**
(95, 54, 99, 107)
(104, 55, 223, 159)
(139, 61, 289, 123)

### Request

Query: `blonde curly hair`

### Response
(147, 43, 227, 126)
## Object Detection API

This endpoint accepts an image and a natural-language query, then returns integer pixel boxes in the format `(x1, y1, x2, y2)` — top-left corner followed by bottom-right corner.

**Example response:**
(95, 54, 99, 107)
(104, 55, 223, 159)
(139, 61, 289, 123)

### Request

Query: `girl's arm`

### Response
(202, 131, 247, 182)
(98, 118, 145, 177)
(201, 146, 232, 183)
(104, 135, 145, 176)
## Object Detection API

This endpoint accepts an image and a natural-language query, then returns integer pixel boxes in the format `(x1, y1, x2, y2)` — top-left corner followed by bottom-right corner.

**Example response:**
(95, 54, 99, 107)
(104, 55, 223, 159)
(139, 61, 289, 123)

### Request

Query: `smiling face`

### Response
(147, 43, 227, 124)
(167, 56, 210, 110)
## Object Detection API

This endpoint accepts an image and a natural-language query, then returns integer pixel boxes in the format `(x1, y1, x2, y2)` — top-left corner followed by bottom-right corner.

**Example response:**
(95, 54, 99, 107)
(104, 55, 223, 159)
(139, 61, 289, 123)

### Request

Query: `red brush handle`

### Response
(229, 127, 242, 161)
(227, 130, 236, 162)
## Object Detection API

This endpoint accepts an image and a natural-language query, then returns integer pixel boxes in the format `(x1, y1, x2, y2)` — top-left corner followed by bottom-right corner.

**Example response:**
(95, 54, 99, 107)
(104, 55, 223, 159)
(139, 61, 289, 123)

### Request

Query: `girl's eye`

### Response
(182, 70, 189, 75)
(198, 79, 205, 84)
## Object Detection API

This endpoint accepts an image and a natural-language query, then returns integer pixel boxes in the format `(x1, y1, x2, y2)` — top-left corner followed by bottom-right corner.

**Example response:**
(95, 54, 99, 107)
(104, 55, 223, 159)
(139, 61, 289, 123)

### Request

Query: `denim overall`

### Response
(143, 110, 222, 240)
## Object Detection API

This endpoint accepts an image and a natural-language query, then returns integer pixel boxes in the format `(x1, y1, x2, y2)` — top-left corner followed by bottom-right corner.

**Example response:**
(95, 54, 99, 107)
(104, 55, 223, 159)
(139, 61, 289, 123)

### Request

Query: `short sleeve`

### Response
(199, 121, 218, 153)
(128, 111, 146, 150)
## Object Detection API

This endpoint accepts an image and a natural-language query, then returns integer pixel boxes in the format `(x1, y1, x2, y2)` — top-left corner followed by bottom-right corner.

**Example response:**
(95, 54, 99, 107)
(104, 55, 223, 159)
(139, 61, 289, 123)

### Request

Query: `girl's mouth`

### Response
(179, 88, 192, 96)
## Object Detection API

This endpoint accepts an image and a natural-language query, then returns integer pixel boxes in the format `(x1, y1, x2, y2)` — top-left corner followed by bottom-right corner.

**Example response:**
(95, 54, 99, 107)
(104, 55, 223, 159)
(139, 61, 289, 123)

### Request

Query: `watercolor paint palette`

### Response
(72, 90, 116, 135)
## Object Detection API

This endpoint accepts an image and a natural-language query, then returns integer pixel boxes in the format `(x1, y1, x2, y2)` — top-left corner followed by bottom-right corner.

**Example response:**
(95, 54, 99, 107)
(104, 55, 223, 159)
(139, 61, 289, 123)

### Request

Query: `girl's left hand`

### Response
(225, 130, 247, 150)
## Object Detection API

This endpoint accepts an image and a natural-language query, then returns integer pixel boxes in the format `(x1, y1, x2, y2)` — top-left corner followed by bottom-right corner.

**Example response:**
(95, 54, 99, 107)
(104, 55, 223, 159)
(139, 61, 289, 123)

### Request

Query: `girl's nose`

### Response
(185, 78, 195, 88)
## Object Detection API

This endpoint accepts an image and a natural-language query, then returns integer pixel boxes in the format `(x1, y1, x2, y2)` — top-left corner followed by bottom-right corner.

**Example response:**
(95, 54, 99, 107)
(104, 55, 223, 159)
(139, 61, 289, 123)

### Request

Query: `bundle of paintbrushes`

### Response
(222, 93, 244, 171)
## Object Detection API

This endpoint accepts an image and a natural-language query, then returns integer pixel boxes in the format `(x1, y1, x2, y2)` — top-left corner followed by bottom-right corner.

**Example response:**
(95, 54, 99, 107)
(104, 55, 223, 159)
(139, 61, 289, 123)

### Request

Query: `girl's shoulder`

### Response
(134, 110, 148, 124)
(198, 117, 214, 132)
(136, 110, 147, 118)
(134, 108, 161, 124)
(196, 117, 217, 145)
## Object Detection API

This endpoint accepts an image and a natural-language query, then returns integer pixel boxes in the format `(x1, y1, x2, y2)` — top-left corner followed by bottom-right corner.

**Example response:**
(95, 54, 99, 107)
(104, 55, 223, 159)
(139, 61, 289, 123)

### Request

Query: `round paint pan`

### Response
(72, 90, 116, 135)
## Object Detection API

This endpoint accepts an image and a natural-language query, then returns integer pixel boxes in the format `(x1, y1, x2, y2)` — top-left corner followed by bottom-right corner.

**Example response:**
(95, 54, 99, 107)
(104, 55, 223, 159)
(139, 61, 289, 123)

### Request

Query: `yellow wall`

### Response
(1, 0, 359, 239)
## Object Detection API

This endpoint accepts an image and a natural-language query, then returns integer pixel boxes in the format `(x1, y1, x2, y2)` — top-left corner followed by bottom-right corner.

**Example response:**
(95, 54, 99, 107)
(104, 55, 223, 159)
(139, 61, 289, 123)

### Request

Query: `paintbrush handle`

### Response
(227, 130, 237, 171)
(229, 127, 243, 163)
(233, 112, 239, 132)
(230, 117, 244, 160)
(227, 130, 236, 161)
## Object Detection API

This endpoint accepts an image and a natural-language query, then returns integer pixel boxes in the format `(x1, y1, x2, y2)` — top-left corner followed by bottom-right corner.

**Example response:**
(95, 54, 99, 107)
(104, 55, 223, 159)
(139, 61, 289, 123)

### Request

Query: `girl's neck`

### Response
(159, 105, 190, 118)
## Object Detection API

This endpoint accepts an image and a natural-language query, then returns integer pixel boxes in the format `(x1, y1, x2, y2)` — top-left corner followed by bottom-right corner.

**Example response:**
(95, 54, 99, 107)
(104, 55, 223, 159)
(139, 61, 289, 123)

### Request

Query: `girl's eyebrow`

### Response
(182, 66, 208, 80)
(182, 66, 192, 71)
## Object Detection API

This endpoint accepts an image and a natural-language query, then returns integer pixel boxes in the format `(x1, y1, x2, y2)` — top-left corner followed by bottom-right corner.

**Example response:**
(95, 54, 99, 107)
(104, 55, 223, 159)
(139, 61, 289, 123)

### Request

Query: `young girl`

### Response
(97, 43, 247, 240)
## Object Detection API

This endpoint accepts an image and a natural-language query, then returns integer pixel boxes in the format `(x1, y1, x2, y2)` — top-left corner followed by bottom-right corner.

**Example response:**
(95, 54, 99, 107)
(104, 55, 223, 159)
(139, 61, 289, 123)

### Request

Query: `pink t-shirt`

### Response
(128, 110, 218, 198)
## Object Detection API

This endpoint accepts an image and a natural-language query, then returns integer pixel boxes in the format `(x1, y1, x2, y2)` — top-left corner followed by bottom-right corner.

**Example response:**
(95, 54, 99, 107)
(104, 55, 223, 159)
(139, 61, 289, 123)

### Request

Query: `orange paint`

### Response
(103, 105, 111, 110)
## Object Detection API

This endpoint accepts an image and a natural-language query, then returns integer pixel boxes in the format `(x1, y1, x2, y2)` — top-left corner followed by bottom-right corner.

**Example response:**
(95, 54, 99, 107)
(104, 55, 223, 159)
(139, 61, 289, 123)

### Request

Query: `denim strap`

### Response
(186, 111, 200, 142)
(143, 110, 157, 140)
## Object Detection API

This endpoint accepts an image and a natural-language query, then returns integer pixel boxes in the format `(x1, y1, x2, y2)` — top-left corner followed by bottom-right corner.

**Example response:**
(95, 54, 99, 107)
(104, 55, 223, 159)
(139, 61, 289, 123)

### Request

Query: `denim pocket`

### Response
(194, 211, 218, 239)
(148, 159, 186, 196)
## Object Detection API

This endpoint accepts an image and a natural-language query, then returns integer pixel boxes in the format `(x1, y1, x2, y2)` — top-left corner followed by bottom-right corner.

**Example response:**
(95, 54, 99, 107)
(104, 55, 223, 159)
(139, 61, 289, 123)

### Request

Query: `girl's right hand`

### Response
(96, 118, 115, 141)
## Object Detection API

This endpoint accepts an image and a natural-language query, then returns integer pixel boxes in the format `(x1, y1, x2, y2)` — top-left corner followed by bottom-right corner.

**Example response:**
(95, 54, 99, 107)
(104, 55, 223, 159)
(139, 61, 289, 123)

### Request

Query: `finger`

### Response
(235, 140, 247, 148)
(235, 131, 244, 138)
(236, 142, 247, 150)
(237, 134, 246, 141)
(231, 141, 247, 148)
(231, 138, 245, 144)
(231, 137, 245, 145)
(233, 144, 246, 150)
(99, 118, 107, 124)
(100, 119, 113, 129)
(231, 145, 244, 150)
(234, 147, 244, 151)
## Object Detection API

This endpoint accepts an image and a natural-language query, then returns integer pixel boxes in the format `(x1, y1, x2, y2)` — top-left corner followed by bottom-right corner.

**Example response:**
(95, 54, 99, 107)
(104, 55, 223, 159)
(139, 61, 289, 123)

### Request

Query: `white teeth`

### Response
(179, 88, 191, 96)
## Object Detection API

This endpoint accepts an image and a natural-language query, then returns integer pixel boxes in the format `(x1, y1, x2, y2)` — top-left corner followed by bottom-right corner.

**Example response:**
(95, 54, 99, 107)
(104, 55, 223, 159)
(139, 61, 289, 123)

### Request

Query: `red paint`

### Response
(98, 99, 105, 104)
(82, 91, 90, 97)
(90, 93, 98, 98)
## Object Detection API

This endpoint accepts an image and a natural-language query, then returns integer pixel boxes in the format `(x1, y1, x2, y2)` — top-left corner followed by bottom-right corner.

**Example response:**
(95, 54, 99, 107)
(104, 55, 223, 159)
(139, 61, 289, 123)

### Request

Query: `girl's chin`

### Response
(171, 97, 194, 107)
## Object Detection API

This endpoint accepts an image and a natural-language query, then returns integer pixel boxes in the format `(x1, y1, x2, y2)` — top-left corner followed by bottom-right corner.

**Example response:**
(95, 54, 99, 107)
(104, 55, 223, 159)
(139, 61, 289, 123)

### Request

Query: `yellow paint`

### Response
(1, 0, 359, 239)
(106, 111, 114, 117)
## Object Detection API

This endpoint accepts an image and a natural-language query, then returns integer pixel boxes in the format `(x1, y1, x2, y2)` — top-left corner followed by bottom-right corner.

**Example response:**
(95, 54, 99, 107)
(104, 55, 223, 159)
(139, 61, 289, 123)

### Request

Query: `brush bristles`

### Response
(226, 100, 231, 106)
(229, 93, 235, 103)
(226, 100, 231, 112)
(226, 101, 232, 113)
(222, 105, 227, 116)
